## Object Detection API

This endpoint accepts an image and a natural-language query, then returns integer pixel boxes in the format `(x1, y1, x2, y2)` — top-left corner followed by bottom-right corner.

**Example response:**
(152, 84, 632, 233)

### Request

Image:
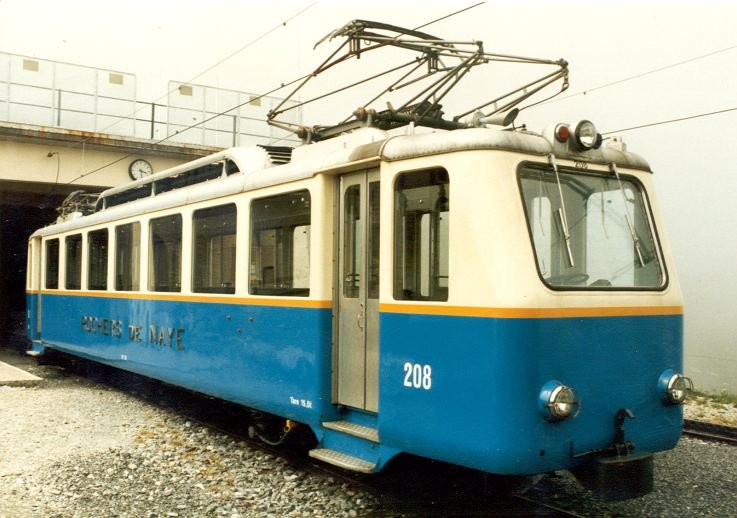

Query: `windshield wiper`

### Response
(610, 162, 645, 267)
(549, 154, 575, 268)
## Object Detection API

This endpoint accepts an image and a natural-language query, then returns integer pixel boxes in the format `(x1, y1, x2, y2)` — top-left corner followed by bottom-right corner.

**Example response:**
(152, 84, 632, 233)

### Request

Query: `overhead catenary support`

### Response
(267, 19, 569, 141)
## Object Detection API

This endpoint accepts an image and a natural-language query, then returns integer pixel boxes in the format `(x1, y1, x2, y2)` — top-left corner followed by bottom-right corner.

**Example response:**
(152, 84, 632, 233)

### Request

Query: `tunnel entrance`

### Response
(0, 180, 103, 347)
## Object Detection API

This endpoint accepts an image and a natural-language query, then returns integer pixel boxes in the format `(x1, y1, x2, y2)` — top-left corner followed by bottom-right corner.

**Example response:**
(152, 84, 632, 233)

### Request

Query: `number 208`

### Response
(403, 362, 432, 390)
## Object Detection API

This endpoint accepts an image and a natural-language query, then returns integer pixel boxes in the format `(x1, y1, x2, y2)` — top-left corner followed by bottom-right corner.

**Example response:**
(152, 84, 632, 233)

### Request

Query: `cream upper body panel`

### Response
(379, 148, 681, 313)
(29, 126, 681, 312)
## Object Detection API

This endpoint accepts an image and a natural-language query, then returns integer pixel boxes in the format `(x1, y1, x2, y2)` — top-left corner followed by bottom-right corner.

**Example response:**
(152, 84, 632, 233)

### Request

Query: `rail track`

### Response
(683, 418, 737, 446)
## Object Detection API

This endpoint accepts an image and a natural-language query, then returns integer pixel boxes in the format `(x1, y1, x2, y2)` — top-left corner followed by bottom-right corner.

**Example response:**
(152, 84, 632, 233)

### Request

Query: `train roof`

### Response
(32, 125, 651, 238)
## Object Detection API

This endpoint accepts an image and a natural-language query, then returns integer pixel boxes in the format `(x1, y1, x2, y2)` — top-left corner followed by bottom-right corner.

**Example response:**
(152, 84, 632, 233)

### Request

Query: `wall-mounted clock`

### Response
(129, 159, 153, 180)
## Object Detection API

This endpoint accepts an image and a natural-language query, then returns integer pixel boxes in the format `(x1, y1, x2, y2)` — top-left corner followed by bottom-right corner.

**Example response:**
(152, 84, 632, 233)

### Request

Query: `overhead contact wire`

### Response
(68, 1, 484, 184)
(604, 105, 737, 134)
(536, 43, 737, 106)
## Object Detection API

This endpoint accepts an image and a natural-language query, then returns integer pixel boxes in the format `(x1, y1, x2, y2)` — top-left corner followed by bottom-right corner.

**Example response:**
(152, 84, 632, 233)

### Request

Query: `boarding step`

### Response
(26, 342, 44, 357)
(322, 420, 379, 443)
(308, 448, 377, 473)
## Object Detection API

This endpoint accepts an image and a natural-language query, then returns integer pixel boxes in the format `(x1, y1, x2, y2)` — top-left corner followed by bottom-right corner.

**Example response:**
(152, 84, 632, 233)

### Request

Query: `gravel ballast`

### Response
(0, 355, 378, 517)
(2, 348, 737, 517)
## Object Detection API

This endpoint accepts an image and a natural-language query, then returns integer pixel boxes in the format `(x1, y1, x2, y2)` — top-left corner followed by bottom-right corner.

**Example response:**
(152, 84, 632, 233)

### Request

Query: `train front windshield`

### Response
(518, 164, 664, 290)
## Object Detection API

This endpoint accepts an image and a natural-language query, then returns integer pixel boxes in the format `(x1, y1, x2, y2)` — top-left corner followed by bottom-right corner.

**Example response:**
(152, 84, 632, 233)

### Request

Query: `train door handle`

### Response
(357, 303, 365, 330)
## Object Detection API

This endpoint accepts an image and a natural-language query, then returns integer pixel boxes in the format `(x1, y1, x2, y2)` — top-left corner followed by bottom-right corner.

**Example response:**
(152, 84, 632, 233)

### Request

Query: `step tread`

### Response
(323, 420, 379, 442)
(308, 448, 376, 473)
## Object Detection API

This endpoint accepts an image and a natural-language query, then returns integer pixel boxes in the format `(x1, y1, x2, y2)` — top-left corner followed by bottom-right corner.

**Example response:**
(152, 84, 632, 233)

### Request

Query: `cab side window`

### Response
(394, 169, 449, 301)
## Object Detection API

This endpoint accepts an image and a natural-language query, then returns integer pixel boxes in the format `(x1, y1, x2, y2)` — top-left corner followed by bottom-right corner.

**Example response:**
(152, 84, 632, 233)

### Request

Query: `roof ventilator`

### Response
(258, 145, 293, 165)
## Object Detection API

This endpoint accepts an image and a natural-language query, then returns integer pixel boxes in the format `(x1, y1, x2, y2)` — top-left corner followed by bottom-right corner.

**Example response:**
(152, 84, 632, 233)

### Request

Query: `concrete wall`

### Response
(0, 122, 220, 188)
(0, 121, 221, 343)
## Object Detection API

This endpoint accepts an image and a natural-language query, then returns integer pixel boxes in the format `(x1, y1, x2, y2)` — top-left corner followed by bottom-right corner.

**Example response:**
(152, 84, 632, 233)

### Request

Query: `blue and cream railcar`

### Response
(26, 121, 688, 498)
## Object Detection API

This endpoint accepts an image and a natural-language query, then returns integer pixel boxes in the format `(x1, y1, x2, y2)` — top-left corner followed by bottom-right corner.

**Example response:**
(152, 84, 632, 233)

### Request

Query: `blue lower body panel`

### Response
(379, 312, 683, 475)
(37, 294, 335, 426)
(35, 293, 683, 478)
(25, 293, 39, 341)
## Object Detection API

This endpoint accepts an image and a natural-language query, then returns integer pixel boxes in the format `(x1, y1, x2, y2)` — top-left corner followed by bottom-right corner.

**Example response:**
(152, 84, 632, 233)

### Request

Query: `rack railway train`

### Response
(25, 20, 690, 499)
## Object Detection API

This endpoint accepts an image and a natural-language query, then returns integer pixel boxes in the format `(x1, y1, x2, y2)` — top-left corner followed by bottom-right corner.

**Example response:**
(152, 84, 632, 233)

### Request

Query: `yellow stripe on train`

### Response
(37, 290, 332, 309)
(379, 303, 684, 319)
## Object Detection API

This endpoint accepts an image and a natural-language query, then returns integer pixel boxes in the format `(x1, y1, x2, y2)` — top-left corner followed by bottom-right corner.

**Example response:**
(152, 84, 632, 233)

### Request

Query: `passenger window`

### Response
(368, 181, 381, 300)
(149, 215, 182, 292)
(249, 190, 311, 296)
(65, 234, 83, 290)
(343, 185, 361, 298)
(88, 229, 108, 290)
(115, 222, 140, 291)
(192, 204, 237, 294)
(155, 162, 223, 194)
(45, 239, 60, 289)
(394, 169, 449, 301)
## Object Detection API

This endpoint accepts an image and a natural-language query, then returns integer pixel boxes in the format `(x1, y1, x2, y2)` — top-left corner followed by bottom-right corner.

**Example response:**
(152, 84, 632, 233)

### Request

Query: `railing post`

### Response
(56, 89, 62, 126)
(232, 114, 238, 147)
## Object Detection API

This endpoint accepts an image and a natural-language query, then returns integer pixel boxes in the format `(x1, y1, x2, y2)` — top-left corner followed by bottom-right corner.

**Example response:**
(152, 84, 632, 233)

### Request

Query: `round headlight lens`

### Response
(667, 374, 693, 404)
(539, 380, 580, 421)
(658, 370, 693, 405)
(574, 120, 601, 149)
(549, 385, 578, 419)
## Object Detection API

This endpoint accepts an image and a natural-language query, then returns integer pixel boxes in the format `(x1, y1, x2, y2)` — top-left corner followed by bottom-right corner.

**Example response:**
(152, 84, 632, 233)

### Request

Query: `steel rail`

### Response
(683, 418, 737, 445)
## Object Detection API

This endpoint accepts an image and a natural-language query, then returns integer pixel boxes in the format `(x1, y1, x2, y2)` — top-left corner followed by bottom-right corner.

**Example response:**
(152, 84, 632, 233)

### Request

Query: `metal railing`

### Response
(0, 51, 301, 147)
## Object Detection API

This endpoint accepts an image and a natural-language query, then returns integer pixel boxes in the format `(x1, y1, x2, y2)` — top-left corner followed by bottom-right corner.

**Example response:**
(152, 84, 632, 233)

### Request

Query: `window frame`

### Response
(64, 233, 83, 290)
(249, 189, 311, 297)
(87, 228, 109, 291)
(192, 203, 238, 294)
(148, 214, 183, 293)
(44, 238, 60, 290)
(517, 161, 668, 292)
(115, 222, 141, 291)
(393, 168, 450, 302)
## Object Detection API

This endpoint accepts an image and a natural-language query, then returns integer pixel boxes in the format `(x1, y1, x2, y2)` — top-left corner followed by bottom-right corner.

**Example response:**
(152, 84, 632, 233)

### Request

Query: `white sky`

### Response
(2, 0, 737, 390)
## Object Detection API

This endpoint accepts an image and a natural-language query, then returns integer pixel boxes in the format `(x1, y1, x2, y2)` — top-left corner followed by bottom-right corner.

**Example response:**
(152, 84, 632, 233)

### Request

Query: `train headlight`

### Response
(539, 380, 580, 421)
(658, 370, 693, 405)
(573, 120, 603, 150)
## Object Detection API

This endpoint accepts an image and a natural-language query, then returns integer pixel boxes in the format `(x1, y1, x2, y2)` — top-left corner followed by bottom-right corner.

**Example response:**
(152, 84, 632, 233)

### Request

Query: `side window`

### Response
(343, 185, 361, 298)
(88, 229, 108, 290)
(149, 215, 182, 292)
(394, 169, 449, 301)
(65, 234, 83, 290)
(192, 204, 237, 294)
(249, 190, 311, 296)
(45, 239, 60, 289)
(368, 181, 381, 299)
(115, 223, 140, 291)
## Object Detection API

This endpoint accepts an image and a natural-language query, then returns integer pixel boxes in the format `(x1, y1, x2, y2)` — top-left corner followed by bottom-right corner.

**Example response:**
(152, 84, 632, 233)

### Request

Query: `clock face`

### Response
(129, 159, 153, 180)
